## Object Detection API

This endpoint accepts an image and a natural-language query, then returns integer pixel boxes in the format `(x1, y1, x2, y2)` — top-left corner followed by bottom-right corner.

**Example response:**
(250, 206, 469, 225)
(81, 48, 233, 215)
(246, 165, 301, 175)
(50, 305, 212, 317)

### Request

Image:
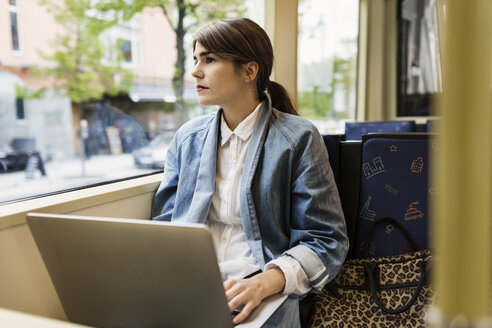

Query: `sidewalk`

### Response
(0, 154, 155, 204)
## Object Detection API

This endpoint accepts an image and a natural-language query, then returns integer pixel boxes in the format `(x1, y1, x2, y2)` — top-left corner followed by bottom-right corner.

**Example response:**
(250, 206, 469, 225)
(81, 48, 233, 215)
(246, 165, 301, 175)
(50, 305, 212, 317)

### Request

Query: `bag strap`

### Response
(365, 260, 428, 314)
(363, 217, 428, 314)
(363, 216, 421, 258)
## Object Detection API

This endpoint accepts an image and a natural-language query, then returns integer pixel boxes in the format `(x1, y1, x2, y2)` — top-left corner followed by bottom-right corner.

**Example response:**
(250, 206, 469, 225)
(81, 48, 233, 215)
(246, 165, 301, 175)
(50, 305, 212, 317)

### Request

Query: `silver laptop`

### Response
(26, 213, 286, 328)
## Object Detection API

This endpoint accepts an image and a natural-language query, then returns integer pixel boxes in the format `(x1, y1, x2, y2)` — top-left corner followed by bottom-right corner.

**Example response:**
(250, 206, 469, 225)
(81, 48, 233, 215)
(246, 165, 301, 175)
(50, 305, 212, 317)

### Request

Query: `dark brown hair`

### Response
(193, 18, 298, 115)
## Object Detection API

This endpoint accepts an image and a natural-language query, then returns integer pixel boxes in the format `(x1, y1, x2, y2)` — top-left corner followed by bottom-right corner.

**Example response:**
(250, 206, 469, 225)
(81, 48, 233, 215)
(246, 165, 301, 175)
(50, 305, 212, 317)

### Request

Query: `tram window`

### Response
(0, 1, 260, 204)
(298, 0, 359, 133)
(397, 0, 443, 116)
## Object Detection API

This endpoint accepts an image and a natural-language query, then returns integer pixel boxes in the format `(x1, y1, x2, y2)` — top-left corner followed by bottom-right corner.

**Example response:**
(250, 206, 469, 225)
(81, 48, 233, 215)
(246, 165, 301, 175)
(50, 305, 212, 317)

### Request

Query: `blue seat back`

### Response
(338, 140, 362, 259)
(322, 134, 345, 186)
(353, 133, 431, 258)
(345, 121, 416, 140)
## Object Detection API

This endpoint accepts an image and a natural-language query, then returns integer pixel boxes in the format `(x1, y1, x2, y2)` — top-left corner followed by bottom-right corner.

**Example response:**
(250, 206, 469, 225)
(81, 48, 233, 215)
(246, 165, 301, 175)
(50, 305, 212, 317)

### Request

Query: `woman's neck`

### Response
(222, 98, 261, 131)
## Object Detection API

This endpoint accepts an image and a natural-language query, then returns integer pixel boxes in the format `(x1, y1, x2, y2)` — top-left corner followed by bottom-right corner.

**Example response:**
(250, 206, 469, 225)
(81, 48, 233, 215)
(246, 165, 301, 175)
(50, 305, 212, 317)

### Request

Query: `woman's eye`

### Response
(205, 57, 215, 64)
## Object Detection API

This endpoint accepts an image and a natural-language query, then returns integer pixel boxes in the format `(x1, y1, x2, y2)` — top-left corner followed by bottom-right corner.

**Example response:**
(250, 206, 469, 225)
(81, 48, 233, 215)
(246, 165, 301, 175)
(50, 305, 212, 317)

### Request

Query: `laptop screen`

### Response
(26, 213, 234, 328)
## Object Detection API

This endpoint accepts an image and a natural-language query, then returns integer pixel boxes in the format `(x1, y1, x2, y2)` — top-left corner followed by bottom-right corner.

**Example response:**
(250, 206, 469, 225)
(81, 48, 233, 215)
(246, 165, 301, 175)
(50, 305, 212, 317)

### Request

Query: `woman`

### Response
(152, 18, 348, 327)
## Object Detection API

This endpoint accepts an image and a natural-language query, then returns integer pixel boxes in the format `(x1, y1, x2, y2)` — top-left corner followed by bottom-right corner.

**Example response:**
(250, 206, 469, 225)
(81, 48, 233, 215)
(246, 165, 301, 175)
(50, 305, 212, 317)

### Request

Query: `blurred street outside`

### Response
(0, 154, 157, 204)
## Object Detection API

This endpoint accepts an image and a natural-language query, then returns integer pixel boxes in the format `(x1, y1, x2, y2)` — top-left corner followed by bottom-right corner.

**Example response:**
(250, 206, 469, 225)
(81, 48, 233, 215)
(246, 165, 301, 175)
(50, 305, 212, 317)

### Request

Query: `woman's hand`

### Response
(223, 267, 286, 324)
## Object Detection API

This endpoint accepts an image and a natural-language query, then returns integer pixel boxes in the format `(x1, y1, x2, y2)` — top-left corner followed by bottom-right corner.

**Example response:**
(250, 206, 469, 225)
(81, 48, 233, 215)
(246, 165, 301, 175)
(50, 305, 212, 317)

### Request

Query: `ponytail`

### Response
(260, 81, 298, 116)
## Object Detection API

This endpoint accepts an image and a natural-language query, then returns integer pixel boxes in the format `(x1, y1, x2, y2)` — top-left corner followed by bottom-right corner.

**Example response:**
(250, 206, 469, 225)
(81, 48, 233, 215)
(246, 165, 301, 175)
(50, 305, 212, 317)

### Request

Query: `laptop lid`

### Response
(26, 212, 235, 328)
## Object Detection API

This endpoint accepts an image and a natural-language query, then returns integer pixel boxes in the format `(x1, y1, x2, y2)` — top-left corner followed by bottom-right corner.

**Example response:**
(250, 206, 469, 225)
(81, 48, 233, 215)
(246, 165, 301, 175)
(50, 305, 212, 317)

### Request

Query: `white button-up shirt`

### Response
(207, 104, 311, 295)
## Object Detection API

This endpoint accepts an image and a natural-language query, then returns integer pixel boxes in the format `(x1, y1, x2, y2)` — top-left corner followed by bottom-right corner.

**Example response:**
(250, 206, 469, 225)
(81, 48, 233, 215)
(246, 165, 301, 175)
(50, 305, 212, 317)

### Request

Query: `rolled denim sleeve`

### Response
(265, 255, 311, 295)
(288, 130, 349, 291)
(151, 136, 179, 221)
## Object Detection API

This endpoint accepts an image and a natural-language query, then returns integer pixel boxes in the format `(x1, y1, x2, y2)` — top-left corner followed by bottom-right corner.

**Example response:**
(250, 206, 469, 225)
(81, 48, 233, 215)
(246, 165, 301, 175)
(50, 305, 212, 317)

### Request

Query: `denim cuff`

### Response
(265, 255, 310, 295)
(285, 244, 330, 291)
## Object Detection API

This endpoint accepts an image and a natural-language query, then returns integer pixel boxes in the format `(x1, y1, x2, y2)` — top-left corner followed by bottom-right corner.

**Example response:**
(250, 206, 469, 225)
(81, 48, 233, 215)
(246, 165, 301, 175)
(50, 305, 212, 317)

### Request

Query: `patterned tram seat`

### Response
(352, 133, 433, 258)
(345, 120, 416, 140)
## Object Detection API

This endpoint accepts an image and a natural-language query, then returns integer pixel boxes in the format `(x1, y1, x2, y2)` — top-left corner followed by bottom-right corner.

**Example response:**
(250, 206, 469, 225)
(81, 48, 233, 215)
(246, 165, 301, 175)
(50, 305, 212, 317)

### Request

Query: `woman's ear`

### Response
(242, 62, 259, 83)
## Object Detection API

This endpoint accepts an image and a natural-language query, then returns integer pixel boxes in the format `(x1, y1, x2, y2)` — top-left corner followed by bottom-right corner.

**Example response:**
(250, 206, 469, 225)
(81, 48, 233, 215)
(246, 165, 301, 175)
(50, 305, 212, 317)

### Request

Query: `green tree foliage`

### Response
(38, 0, 133, 104)
(298, 86, 334, 119)
(331, 54, 356, 115)
(98, 0, 245, 123)
(298, 52, 356, 120)
(15, 85, 45, 100)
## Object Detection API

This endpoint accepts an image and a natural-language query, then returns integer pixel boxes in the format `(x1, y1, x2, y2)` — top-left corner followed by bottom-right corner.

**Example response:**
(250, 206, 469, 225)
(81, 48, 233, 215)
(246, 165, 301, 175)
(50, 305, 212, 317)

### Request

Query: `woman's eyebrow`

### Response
(193, 51, 212, 60)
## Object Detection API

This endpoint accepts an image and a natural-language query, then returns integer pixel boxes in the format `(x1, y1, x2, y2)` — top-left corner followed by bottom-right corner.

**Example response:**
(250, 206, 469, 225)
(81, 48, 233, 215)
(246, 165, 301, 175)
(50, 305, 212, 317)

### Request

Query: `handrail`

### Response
(433, 0, 492, 321)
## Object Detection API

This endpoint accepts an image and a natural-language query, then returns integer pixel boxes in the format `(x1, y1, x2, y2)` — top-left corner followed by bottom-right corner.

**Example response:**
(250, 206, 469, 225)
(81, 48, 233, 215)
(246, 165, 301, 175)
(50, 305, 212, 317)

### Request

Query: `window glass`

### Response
(298, 0, 359, 134)
(119, 39, 133, 63)
(10, 11, 20, 51)
(0, 0, 260, 204)
(397, 0, 443, 116)
(15, 97, 25, 119)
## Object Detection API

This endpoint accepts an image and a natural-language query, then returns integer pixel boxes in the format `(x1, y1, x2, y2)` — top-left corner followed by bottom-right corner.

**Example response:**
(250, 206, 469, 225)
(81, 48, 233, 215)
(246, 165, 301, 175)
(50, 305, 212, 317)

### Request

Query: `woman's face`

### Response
(192, 42, 250, 110)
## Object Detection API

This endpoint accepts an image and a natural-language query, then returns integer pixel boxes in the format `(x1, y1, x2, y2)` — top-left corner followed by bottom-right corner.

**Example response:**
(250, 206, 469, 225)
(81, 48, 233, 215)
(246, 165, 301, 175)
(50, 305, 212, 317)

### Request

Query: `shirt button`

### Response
(222, 238, 227, 243)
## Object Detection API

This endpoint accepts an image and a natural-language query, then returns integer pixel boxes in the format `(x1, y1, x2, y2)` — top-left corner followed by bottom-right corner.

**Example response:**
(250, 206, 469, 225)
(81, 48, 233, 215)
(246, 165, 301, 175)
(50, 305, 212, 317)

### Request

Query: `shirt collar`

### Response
(220, 103, 262, 147)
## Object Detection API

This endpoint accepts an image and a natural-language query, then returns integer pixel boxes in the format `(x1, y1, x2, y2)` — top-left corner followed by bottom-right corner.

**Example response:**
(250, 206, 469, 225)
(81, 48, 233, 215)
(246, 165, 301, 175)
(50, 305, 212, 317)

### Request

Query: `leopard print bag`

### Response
(309, 218, 433, 328)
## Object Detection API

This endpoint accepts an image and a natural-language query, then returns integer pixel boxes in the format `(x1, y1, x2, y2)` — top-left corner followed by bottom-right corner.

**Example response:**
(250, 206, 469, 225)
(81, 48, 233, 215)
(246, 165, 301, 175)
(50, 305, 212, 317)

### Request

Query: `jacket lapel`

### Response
(239, 100, 272, 267)
(188, 110, 221, 223)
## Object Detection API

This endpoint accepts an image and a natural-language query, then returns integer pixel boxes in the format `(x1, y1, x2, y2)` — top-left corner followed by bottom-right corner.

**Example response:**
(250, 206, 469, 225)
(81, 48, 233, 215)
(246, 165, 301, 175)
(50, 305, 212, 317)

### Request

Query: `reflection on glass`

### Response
(398, 0, 442, 116)
(298, 0, 359, 134)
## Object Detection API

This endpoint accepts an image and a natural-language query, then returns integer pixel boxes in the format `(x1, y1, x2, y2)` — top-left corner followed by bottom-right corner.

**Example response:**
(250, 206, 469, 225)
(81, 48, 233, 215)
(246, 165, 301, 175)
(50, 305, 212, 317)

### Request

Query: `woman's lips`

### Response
(196, 85, 209, 92)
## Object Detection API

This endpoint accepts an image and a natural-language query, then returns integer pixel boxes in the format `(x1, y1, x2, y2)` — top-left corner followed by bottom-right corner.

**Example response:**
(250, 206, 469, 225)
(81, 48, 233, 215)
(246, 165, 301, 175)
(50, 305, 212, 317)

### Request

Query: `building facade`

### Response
(0, 0, 183, 160)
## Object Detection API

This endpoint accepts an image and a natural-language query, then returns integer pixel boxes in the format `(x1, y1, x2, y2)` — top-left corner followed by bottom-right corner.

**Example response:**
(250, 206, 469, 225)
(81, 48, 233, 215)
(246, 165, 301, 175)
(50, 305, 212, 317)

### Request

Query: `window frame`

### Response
(0, 1, 299, 206)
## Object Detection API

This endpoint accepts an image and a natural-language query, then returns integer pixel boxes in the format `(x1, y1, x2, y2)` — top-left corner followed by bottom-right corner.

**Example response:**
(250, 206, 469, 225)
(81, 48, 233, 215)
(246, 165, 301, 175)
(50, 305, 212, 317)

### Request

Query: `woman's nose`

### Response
(192, 64, 203, 79)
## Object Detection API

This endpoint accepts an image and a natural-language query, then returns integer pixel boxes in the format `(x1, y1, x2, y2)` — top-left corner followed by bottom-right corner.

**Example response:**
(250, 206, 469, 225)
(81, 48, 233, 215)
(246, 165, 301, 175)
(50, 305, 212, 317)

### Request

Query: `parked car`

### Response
(0, 139, 46, 176)
(132, 132, 174, 169)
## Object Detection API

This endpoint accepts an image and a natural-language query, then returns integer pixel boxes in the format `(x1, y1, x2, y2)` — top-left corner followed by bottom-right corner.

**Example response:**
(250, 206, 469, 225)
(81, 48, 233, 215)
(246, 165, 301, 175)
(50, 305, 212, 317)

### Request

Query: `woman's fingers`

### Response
(223, 278, 237, 293)
(224, 279, 264, 324)
(233, 301, 256, 324)
(229, 289, 261, 324)
(225, 280, 248, 311)
(223, 270, 286, 324)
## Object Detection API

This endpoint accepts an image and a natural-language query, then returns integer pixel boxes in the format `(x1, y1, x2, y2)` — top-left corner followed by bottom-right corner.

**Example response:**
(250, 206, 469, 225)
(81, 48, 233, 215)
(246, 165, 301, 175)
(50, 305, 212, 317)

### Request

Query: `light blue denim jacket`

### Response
(151, 98, 348, 291)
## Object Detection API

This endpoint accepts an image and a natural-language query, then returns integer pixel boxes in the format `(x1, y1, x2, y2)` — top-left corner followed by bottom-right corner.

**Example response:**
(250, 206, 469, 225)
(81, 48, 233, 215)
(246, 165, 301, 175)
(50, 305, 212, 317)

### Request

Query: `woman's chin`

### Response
(197, 98, 215, 106)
